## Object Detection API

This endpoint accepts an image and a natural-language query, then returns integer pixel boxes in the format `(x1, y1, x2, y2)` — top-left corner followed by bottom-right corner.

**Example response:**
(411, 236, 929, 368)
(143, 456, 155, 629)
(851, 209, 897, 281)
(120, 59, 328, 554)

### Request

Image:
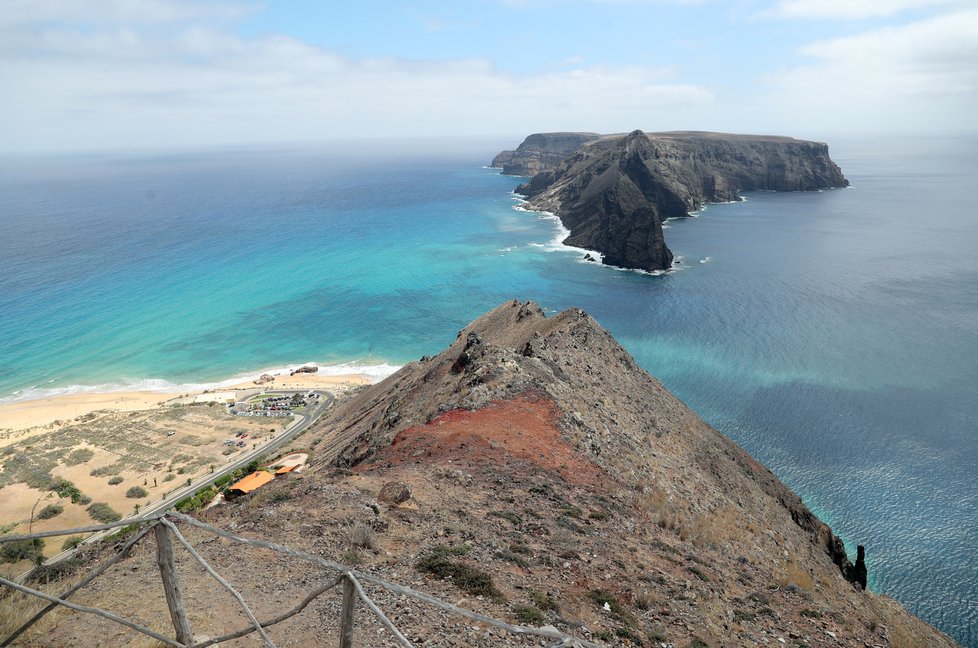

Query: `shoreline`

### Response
(0, 370, 388, 433)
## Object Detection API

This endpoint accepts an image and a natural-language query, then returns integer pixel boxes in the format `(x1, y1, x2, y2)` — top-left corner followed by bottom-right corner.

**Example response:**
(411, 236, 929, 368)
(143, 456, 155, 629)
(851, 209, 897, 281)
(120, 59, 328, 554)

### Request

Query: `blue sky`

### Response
(1, 0, 976, 152)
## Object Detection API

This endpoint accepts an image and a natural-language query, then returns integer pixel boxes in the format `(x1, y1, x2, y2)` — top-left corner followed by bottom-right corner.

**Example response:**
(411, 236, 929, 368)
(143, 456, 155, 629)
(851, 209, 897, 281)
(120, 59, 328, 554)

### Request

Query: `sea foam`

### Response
(0, 361, 402, 404)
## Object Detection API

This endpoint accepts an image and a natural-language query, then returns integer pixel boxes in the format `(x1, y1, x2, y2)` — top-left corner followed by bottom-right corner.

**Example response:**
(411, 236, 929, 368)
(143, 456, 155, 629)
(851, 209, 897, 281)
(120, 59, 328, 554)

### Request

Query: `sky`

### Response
(1, 0, 976, 153)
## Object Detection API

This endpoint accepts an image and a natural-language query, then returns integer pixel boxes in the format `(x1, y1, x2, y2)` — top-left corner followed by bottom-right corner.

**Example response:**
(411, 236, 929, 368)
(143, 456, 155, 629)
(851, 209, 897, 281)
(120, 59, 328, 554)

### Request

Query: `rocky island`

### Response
(494, 130, 849, 272)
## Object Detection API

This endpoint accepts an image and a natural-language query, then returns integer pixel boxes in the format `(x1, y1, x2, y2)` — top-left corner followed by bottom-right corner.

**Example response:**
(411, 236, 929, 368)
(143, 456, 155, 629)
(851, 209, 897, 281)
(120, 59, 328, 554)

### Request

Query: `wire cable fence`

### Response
(0, 512, 601, 648)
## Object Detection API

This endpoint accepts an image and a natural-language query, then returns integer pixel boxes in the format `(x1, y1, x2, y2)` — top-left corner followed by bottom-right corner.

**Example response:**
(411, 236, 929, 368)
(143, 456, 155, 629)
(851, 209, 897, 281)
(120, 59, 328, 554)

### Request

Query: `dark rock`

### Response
(503, 129, 848, 272)
(490, 132, 601, 176)
(852, 545, 868, 590)
(377, 481, 412, 505)
(451, 331, 483, 373)
(290, 365, 318, 376)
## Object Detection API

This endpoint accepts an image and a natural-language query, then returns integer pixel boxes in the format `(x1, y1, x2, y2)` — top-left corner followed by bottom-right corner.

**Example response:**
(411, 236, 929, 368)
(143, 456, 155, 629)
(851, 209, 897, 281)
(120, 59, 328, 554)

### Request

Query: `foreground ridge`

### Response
(0, 512, 598, 648)
(4, 301, 958, 647)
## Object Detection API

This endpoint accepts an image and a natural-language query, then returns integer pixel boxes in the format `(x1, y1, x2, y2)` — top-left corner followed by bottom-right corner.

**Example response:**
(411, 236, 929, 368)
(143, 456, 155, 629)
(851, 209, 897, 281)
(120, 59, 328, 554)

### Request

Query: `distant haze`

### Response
(1, 0, 976, 153)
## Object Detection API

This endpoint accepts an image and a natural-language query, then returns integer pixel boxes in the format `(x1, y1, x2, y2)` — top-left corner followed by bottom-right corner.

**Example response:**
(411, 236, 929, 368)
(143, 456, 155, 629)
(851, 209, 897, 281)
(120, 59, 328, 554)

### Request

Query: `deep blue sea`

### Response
(1, 136, 975, 645)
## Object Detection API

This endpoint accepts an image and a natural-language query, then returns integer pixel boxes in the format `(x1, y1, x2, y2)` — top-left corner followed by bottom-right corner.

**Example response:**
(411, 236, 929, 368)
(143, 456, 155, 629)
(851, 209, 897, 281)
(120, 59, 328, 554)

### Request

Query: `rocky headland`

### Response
(491, 132, 603, 176)
(15, 301, 957, 647)
(495, 130, 849, 272)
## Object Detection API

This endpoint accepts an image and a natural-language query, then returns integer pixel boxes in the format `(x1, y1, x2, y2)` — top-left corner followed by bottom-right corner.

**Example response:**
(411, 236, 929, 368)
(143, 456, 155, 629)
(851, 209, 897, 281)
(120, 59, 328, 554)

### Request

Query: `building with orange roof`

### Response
(226, 470, 274, 497)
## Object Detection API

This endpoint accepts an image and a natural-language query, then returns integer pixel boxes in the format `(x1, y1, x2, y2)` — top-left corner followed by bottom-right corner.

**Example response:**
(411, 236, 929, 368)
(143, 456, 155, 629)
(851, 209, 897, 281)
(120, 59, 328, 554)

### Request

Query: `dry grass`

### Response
(0, 571, 83, 642)
(776, 557, 815, 592)
(346, 522, 376, 550)
(684, 505, 756, 547)
(634, 482, 685, 532)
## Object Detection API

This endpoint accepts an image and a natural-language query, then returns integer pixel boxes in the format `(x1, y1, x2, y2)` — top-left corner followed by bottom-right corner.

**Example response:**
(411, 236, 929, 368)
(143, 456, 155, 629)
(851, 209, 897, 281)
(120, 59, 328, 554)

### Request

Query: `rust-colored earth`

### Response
(361, 392, 610, 488)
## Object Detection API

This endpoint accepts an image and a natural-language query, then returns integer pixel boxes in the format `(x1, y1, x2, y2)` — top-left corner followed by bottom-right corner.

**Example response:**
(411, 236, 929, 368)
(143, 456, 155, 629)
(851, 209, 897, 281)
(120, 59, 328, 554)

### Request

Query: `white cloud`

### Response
(775, 0, 965, 20)
(0, 0, 255, 26)
(762, 9, 978, 131)
(0, 9, 715, 152)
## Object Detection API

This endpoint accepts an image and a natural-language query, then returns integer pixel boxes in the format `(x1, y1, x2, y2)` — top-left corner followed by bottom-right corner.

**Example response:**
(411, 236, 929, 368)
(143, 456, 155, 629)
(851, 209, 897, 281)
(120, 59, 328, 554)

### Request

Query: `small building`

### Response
(275, 465, 297, 475)
(226, 471, 274, 498)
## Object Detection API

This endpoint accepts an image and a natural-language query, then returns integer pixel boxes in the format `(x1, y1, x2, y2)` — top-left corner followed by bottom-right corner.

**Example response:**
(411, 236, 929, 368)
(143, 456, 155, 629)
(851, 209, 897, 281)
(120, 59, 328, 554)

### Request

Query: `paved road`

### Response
(30, 389, 334, 572)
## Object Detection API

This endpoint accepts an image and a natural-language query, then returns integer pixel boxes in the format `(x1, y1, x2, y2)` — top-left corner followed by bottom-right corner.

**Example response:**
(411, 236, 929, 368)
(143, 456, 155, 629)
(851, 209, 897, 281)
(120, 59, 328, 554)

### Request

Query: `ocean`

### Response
(0, 135, 975, 645)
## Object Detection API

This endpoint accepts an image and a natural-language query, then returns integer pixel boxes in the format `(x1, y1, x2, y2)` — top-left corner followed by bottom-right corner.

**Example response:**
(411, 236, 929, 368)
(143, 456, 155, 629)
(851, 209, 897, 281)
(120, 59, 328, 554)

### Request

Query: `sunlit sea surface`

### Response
(1, 136, 975, 645)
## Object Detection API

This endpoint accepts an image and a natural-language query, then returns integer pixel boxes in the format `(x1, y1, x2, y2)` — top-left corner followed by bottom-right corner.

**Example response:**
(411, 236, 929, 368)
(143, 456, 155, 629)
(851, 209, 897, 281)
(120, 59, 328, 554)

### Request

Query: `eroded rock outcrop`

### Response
(498, 130, 848, 272)
(491, 132, 601, 176)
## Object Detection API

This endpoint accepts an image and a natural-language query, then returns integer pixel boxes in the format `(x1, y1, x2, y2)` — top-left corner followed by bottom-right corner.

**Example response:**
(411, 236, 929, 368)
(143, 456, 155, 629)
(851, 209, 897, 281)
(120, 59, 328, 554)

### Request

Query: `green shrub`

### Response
(512, 604, 544, 625)
(588, 590, 636, 625)
(104, 523, 141, 542)
(65, 448, 95, 466)
(163, 473, 175, 482)
(62, 536, 84, 551)
(647, 627, 669, 642)
(488, 510, 522, 525)
(125, 486, 148, 499)
(497, 550, 529, 568)
(417, 548, 504, 602)
(530, 590, 559, 612)
(0, 538, 44, 564)
(36, 504, 63, 520)
(26, 558, 80, 585)
(616, 627, 645, 645)
(559, 506, 583, 519)
(107, 476, 124, 485)
(174, 486, 216, 512)
(86, 502, 121, 523)
(687, 566, 709, 582)
(49, 478, 82, 503)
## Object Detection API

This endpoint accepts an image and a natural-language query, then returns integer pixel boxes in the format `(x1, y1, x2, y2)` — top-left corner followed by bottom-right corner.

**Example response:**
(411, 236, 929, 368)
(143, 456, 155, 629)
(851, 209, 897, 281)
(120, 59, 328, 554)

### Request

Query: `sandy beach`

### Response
(0, 371, 378, 433)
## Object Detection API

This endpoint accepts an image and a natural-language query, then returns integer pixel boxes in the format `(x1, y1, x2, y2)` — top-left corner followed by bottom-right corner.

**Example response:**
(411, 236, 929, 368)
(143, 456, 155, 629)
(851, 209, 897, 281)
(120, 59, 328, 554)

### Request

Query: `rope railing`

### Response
(0, 512, 602, 648)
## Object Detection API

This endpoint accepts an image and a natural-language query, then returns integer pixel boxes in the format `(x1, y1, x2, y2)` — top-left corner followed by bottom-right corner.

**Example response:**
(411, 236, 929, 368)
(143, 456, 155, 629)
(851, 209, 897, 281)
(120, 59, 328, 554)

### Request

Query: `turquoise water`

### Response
(1, 137, 976, 644)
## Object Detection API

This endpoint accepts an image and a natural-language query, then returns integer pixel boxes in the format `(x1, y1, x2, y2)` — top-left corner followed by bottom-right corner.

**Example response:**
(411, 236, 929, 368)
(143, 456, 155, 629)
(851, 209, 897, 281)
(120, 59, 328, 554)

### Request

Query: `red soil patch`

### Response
(361, 392, 611, 488)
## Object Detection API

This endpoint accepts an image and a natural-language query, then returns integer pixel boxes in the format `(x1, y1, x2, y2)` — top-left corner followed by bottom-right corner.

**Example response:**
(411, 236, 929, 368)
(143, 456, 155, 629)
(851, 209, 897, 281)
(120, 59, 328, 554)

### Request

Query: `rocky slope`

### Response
(11, 302, 956, 647)
(500, 130, 848, 272)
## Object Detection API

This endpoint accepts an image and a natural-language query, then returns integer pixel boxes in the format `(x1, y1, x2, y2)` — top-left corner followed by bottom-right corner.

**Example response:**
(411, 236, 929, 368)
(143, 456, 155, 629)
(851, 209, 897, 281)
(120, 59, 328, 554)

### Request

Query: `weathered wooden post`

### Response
(155, 522, 194, 645)
(339, 572, 357, 648)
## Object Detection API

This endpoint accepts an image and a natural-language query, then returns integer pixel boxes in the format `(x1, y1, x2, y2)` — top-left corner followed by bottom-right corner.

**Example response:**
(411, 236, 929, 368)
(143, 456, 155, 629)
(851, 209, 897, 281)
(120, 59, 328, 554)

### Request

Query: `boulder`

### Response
(377, 481, 412, 505)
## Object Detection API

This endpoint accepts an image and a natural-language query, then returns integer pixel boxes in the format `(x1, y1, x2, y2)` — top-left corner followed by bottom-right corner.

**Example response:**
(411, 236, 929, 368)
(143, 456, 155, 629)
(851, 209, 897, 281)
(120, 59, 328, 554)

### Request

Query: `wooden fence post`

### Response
(339, 573, 356, 648)
(155, 523, 194, 646)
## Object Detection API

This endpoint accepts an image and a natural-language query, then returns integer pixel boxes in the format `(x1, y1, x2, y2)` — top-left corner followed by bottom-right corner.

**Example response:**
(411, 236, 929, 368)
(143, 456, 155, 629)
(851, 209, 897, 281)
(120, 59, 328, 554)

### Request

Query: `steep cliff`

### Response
(491, 132, 601, 175)
(501, 130, 849, 272)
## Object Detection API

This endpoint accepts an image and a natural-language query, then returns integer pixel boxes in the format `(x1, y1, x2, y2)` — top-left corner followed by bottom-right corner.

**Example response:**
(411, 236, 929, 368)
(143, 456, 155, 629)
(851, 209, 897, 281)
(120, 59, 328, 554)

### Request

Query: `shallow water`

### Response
(1, 136, 975, 644)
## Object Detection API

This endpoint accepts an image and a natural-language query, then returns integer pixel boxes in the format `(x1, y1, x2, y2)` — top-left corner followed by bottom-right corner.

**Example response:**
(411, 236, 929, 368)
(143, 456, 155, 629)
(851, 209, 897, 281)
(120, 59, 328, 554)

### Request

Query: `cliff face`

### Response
(501, 130, 848, 272)
(491, 132, 601, 175)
